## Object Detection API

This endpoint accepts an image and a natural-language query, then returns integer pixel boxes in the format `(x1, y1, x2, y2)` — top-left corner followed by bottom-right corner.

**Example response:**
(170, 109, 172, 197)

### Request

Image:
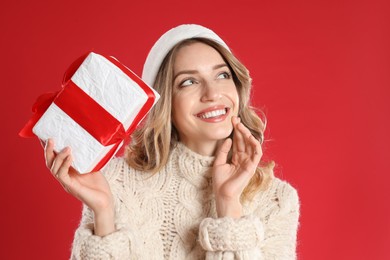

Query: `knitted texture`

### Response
(199, 215, 264, 251)
(70, 142, 300, 259)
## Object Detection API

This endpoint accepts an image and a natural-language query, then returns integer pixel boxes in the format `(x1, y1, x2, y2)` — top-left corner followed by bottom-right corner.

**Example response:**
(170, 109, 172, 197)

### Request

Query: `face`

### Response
(171, 42, 239, 154)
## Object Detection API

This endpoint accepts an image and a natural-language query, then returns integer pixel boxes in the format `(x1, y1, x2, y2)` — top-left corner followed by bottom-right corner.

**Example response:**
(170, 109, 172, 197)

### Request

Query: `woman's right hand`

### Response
(44, 138, 116, 236)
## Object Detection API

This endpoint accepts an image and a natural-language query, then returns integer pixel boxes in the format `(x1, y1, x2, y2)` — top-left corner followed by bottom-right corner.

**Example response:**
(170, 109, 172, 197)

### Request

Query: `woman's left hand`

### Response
(212, 116, 263, 218)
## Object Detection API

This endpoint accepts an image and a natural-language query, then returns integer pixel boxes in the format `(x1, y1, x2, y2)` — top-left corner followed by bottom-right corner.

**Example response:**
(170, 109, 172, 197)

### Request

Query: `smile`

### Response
(199, 109, 226, 119)
(195, 107, 230, 122)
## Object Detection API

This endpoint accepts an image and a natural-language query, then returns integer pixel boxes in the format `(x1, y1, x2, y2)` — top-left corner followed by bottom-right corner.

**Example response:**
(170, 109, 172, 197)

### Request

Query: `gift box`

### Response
(20, 52, 160, 173)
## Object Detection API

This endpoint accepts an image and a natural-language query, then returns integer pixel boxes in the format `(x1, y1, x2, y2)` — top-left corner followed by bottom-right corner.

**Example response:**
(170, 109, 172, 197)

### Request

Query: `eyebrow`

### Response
(173, 63, 228, 82)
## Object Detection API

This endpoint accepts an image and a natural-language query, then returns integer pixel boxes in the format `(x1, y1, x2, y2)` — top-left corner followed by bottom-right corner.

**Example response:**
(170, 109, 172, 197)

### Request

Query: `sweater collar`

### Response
(171, 142, 215, 188)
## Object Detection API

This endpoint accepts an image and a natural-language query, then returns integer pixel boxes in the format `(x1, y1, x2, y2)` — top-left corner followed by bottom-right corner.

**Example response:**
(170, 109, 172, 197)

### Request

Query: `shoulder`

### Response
(271, 178, 299, 210)
(100, 156, 139, 185)
(250, 177, 300, 215)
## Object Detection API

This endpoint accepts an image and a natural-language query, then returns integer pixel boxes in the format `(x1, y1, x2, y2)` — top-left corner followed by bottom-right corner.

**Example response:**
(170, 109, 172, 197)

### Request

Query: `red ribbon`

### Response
(54, 81, 127, 146)
(19, 52, 156, 172)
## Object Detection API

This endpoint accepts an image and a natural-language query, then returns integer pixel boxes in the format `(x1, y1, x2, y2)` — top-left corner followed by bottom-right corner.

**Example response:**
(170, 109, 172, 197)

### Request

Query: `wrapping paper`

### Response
(27, 52, 159, 173)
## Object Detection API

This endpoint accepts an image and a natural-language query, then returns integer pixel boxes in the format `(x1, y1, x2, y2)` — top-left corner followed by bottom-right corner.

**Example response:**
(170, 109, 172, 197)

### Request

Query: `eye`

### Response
(179, 78, 197, 87)
(216, 71, 231, 80)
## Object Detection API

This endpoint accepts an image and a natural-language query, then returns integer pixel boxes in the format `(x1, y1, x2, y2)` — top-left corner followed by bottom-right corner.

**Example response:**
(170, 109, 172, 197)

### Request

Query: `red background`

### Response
(1, 0, 389, 259)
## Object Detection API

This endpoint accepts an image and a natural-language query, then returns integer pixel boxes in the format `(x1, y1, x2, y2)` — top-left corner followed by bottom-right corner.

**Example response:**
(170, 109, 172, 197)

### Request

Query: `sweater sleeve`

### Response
(198, 181, 300, 260)
(70, 158, 140, 260)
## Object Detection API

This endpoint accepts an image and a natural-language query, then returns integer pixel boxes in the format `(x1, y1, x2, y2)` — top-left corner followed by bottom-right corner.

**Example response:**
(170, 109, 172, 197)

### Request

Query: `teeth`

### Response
(200, 109, 226, 119)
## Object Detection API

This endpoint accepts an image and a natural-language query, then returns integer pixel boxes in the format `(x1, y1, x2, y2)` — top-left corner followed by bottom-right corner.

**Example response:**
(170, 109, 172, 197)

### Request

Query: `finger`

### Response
(232, 117, 245, 153)
(240, 125, 263, 162)
(56, 154, 73, 188)
(236, 122, 255, 154)
(44, 138, 56, 168)
(237, 124, 261, 154)
(236, 123, 263, 164)
(214, 138, 232, 166)
(249, 134, 263, 162)
(235, 148, 262, 181)
(51, 147, 71, 176)
(230, 163, 258, 188)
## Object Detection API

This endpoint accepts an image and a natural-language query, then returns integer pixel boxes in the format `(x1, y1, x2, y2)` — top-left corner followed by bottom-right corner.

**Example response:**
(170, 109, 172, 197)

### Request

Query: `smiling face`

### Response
(171, 41, 239, 155)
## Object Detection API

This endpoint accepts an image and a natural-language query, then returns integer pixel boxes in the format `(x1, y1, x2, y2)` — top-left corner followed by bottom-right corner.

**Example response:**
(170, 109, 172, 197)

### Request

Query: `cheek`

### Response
(171, 101, 179, 124)
(171, 101, 192, 138)
(235, 91, 240, 111)
(228, 86, 240, 113)
(172, 96, 189, 124)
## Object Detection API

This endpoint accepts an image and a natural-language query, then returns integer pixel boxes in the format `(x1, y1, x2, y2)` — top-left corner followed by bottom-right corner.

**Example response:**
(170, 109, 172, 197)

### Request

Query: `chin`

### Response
(207, 128, 233, 141)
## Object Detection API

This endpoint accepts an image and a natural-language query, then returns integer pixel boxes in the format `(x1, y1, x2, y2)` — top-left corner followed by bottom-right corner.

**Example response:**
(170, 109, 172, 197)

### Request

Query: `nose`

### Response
(200, 81, 222, 102)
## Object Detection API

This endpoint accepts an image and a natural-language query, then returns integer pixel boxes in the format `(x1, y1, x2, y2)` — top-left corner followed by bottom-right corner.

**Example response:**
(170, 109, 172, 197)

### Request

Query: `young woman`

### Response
(45, 24, 300, 259)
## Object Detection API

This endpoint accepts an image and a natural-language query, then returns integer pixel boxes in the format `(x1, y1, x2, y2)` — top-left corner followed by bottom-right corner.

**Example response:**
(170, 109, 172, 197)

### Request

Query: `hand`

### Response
(212, 117, 263, 218)
(44, 139, 116, 236)
(44, 139, 114, 215)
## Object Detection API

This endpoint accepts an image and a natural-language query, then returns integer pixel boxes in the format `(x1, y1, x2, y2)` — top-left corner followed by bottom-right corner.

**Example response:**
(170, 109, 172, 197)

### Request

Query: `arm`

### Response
(70, 158, 142, 259)
(199, 183, 300, 259)
(70, 203, 137, 260)
(258, 185, 300, 259)
(199, 117, 299, 259)
(44, 139, 139, 259)
(44, 138, 116, 237)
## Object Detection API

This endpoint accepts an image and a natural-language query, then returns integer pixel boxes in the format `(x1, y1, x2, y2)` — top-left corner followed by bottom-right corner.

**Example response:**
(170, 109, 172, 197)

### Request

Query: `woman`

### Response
(45, 24, 300, 259)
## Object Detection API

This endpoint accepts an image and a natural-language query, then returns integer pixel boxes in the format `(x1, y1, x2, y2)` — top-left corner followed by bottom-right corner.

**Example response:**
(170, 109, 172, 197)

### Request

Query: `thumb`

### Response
(214, 138, 232, 166)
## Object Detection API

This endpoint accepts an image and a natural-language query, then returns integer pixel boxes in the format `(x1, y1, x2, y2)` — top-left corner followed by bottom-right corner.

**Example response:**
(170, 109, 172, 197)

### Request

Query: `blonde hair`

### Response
(126, 38, 274, 202)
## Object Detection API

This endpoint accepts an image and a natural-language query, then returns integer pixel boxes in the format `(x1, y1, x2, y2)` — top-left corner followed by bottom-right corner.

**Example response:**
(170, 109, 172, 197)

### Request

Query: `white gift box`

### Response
(32, 52, 159, 173)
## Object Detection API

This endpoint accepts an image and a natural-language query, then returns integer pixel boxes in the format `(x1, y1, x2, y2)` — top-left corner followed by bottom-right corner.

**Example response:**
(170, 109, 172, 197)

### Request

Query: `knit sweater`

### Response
(71, 142, 300, 259)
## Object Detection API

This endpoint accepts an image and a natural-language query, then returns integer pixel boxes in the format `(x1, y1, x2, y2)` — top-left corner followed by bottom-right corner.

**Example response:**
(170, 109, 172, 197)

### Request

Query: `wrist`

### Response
(216, 197, 243, 219)
(93, 206, 115, 237)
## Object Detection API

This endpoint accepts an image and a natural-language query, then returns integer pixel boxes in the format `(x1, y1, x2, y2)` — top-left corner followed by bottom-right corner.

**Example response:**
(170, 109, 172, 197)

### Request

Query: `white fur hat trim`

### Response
(141, 24, 231, 87)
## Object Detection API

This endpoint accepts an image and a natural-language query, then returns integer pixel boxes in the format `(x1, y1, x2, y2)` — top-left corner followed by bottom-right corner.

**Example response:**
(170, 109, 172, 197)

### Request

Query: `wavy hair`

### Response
(126, 38, 274, 202)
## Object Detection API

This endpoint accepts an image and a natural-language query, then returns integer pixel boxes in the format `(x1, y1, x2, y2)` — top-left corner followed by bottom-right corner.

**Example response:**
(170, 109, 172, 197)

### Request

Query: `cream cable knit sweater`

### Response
(71, 143, 300, 259)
